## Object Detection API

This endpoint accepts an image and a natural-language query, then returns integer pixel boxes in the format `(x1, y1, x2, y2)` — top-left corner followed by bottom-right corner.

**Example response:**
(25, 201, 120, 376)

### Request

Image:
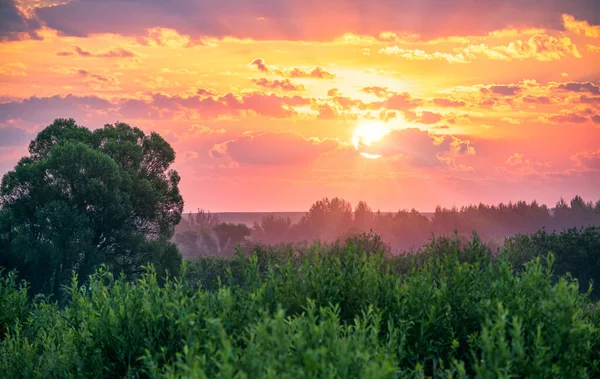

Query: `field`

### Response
(2, 228, 600, 378)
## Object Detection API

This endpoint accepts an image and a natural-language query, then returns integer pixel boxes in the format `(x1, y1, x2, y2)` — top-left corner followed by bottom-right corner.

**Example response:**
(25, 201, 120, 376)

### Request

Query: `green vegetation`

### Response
(2, 229, 600, 378)
(0, 119, 184, 302)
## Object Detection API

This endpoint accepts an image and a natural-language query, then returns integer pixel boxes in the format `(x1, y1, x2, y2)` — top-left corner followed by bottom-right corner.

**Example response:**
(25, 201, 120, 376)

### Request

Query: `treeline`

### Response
(175, 195, 600, 257)
(2, 228, 600, 377)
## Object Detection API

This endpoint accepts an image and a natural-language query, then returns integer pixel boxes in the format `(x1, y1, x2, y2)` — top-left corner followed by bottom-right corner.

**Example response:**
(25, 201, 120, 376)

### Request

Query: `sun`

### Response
(352, 122, 390, 159)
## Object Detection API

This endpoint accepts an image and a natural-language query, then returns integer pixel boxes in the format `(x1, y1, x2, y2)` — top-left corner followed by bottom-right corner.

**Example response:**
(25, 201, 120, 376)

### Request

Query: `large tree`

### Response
(0, 119, 184, 299)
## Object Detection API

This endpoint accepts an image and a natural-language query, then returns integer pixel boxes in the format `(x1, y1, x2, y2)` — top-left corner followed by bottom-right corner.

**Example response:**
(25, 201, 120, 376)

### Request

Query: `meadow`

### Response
(2, 227, 600, 378)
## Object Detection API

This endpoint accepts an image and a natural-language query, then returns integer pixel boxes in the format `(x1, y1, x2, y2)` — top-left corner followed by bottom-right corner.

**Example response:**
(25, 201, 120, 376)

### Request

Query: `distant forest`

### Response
(174, 195, 600, 257)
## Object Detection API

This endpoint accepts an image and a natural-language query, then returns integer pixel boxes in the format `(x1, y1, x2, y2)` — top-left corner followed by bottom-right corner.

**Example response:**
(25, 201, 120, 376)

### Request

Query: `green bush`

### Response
(503, 226, 600, 299)
(1, 234, 600, 378)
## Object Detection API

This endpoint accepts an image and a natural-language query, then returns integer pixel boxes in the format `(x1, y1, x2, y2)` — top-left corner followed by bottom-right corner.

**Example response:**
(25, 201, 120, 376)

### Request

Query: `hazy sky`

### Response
(1, 0, 599, 211)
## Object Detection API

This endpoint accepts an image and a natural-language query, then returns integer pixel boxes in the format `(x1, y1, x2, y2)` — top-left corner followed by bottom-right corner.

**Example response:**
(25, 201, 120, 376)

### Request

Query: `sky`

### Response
(0, 0, 599, 212)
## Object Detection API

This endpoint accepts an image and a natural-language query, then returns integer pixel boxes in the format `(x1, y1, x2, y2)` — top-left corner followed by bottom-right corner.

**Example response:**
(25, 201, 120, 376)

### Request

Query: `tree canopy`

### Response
(0, 118, 184, 299)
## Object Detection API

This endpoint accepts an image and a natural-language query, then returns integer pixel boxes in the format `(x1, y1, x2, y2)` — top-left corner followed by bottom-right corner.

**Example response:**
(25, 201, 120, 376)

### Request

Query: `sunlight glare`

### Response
(352, 122, 390, 159)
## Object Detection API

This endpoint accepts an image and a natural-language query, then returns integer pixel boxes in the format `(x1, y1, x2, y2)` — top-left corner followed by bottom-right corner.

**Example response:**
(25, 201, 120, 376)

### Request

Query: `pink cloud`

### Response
(253, 78, 305, 91)
(433, 98, 466, 107)
(209, 131, 341, 166)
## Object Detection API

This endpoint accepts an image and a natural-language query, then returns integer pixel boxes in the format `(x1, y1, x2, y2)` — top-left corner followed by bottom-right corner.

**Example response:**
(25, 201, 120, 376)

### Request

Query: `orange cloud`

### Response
(0, 63, 26, 76)
(462, 34, 581, 61)
(362, 86, 394, 98)
(562, 14, 600, 38)
(379, 46, 468, 63)
(433, 98, 466, 107)
(253, 78, 305, 91)
(285, 66, 335, 79)
(136, 27, 200, 47)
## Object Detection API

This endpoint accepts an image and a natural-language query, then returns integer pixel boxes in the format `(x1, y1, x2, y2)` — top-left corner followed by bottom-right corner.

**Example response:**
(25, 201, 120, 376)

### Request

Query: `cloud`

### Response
(580, 95, 600, 104)
(327, 88, 339, 96)
(145, 91, 310, 119)
(498, 153, 553, 178)
(284, 66, 335, 79)
(381, 92, 423, 110)
(248, 58, 269, 72)
(253, 78, 305, 91)
(380, 34, 581, 63)
(49, 66, 120, 90)
(315, 104, 339, 120)
(185, 124, 226, 137)
(0, 0, 41, 41)
(556, 82, 600, 95)
(522, 95, 552, 104)
(197, 88, 217, 97)
(356, 128, 475, 168)
(546, 112, 589, 124)
(481, 85, 522, 96)
(0, 125, 31, 147)
(331, 96, 367, 110)
(379, 46, 468, 63)
(56, 46, 137, 59)
(31, 0, 600, 41)
(462, 34, 581, 61)
(248, 58, 335, 79)
(362, 86, 394, 98)
(433, 98, 466, 107)
(0, 95, 113, 125)
(0, 63, 26, 76)
(405, 111, 443, 124)
(136, 27, 200, 47)
(209, 131, 341, 166)
(571, 149, 600, 170)
(563, 14, 600, 38)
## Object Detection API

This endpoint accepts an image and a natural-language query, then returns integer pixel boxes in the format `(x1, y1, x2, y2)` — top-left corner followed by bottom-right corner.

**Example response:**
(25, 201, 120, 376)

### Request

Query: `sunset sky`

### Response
(1, 0, 599, 212)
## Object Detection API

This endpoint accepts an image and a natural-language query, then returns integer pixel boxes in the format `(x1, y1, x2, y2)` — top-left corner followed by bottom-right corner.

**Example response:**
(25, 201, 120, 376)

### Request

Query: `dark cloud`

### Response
(556, 82, 600, 95)
(0, 94, 113, 124)
(249, 58, 268, 72)
(522, 95, 552, 104)
(0, 0, 41, 41)
(547, 112, 589, 124)
(56, 46, 137, 58)
(32, 0, 600, 40)
(482, 85, 523, 96)
(197, 88, 217, 97)
(0, 126, 30, 146)
(580, 95, 600, 104)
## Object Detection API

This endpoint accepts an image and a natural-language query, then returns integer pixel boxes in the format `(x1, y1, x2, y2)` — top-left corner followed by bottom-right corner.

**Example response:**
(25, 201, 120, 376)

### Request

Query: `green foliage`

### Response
(0, 118, 184, 301)
(1, 234, 600, 378)
(503, 226, 600, 299)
